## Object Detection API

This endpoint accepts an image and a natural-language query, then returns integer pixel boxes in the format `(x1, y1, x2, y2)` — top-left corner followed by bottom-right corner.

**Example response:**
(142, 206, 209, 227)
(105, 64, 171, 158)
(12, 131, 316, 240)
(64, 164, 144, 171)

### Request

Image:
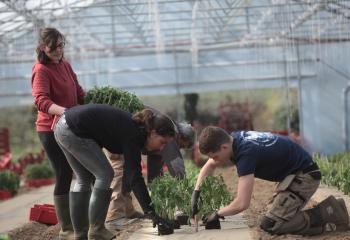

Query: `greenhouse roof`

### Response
(1, 0, 350, 61)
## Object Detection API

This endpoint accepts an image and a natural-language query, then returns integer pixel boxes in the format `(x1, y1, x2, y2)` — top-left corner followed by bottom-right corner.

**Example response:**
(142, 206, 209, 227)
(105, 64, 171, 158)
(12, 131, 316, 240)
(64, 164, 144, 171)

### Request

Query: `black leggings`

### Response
(38, 131, 73, 195)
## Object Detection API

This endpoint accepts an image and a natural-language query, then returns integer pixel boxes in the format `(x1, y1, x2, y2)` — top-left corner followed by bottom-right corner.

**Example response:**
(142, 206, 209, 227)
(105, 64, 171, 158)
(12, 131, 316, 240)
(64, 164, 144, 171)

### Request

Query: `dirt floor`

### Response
(6, 165, 350, 240)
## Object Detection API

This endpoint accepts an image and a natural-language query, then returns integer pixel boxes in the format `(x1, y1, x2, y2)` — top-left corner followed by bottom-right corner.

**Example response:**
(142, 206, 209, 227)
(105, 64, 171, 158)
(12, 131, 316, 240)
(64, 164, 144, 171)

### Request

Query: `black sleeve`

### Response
(122, 143, 153, 213)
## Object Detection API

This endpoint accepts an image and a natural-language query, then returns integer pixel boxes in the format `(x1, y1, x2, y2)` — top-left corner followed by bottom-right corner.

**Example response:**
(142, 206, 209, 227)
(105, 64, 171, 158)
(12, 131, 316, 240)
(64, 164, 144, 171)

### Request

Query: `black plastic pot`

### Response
(173, 220, 181, 229)
(205, 218, 221, 229)
(158, 223, 174, 235)
(176, 214, 189, 225)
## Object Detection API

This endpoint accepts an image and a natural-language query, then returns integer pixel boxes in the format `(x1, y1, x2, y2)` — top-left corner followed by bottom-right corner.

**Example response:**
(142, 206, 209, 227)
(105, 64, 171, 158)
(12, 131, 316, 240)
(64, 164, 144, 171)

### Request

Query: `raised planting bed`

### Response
(0, 170, 20, 199)
(24, 161, 54, 188)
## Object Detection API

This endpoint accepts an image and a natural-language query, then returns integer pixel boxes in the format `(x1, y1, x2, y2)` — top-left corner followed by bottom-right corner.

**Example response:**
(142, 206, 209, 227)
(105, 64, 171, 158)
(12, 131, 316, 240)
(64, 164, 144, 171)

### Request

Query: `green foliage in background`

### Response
(0, 106, 41, 161)
(184, 160, 200, 185)
(314, 152, 350, 195)
(273, 104, 299, 131)
(0, 170, 20, 194)
(84, 86, 144, 113)
(149, 160, 232, 220)
(24, 161, 54, 180)
(0, 234, 11, 240)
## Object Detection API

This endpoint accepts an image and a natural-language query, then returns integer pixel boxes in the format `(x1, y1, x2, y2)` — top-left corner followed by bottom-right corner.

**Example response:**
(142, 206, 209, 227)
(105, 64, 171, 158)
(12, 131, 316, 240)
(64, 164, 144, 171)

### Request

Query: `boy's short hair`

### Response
(198, 126, 231, 154)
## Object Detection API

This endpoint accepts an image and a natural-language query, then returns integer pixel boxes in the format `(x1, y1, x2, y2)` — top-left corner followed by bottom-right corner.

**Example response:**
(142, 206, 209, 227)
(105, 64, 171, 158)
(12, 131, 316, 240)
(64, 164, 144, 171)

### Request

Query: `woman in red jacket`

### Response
(31, 28, 85, 240)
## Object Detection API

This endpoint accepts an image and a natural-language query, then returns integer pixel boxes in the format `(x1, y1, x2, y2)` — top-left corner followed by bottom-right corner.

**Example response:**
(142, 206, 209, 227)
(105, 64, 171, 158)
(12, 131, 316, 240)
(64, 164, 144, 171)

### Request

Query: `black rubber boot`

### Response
(303, 195, 349, 235)
(87, 188, 115, 240)
(318, 196, 349, 231)
(54, 195, 74, 240)
(70, 191, 91, 240)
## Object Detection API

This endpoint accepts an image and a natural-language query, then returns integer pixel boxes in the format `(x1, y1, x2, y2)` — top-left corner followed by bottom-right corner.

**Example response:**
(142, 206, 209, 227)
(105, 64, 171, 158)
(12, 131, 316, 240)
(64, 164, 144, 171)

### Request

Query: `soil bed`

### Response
(6, 165, 350, 240)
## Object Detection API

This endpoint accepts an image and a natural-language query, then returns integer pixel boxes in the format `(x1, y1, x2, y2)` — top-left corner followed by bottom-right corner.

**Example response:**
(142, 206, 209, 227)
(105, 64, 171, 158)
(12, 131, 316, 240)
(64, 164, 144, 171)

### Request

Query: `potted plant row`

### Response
(0, 170, 20, 200)
(24, 161, 54, 188)
(149, 161, 232, 235)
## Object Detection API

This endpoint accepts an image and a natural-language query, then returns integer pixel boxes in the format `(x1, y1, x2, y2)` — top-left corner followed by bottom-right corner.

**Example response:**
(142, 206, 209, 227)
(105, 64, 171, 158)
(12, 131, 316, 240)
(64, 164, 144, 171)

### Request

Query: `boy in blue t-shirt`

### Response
(192, 126, 349, 235)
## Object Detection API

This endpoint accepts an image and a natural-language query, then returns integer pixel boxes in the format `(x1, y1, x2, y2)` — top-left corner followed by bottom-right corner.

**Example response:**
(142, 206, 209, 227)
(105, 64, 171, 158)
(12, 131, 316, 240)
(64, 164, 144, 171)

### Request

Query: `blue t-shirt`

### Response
(231, 131, 313, 182)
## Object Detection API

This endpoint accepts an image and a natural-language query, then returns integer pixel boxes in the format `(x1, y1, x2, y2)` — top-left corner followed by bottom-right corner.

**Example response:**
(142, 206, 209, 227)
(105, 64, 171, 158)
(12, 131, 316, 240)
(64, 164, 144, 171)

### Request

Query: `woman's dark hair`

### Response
(132, 108, 176, 137)
(36, 28, 65, 64)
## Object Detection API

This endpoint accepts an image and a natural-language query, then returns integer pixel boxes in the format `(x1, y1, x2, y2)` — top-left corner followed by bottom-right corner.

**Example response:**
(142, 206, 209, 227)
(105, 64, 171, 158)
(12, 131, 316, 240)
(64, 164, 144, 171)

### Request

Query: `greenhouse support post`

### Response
(343, 84, 350, 151)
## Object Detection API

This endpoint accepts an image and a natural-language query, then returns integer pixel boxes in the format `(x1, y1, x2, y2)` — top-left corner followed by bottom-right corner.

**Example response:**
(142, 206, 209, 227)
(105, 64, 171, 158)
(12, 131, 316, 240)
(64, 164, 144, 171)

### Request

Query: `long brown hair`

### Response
(36, 28, 65, 64)
(132, 108, 176, 137)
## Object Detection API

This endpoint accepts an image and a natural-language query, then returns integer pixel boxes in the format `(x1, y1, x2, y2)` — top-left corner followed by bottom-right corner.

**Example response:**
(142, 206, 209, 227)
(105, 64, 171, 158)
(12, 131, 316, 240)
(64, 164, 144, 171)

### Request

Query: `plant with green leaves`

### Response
(24, 161, 54, 180)
(176, 177, 194, 218)
(84, 86, 144, 113)
(199, 175, 232, 217)
(149, 174, 183, 220)
(0, 170, 20, 194)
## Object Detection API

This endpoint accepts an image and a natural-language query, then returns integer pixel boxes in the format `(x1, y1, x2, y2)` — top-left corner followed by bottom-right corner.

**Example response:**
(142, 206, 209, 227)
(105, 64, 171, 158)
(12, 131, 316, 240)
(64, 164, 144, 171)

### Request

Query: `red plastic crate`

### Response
(29, 204, 58, 225)
(0, 190, 12, 200)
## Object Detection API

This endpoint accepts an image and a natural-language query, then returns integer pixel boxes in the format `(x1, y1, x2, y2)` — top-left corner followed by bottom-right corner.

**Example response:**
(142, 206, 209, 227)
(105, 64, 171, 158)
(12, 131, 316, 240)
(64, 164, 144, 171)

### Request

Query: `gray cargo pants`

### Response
(261, 167, 321, 235)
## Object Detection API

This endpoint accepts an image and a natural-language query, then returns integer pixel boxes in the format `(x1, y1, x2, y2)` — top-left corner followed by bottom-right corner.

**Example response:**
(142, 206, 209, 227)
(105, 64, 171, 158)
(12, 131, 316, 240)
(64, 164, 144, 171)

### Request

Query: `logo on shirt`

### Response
(241, 131, 277, 147)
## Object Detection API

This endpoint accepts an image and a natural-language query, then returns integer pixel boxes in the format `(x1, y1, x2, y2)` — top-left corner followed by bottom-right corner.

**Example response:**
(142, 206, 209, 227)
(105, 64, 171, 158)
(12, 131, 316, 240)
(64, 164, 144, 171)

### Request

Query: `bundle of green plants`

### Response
(24, 161, 54, 180)
(314, 152, 350, 195)
(84, 86, 144, 113)
(0, 170, 20, 194)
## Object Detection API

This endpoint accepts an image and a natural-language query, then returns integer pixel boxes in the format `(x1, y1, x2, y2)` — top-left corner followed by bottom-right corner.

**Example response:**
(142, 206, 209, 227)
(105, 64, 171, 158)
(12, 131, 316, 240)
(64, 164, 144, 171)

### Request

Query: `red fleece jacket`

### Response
(31, 59, 85, 132)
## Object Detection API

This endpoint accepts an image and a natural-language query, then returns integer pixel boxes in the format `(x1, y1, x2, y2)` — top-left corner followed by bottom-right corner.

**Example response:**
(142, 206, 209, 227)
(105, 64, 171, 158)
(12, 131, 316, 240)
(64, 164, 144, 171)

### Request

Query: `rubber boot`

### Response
(318, 196, 349, 231)
(303, 195, 349, 235)
(54, 195, 74, 240)
(70, 191, 91, 240)
(88, 188, 115, 240)
(336, 198, 349, 230)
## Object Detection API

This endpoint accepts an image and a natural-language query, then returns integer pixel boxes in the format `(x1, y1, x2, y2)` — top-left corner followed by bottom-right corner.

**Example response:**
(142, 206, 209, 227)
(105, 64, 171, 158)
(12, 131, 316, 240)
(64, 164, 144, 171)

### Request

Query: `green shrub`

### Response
(0, 170, 20, 194)
(84, 86, 144, 113)
(24, 161, 54, 180)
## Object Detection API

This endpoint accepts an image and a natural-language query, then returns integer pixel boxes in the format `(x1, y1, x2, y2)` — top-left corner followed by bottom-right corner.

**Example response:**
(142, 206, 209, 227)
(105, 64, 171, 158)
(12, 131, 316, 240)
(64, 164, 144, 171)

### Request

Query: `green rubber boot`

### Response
(87, 188, 115, 240)
(70, 191, 91, 240)
(54, 194, 74, 240)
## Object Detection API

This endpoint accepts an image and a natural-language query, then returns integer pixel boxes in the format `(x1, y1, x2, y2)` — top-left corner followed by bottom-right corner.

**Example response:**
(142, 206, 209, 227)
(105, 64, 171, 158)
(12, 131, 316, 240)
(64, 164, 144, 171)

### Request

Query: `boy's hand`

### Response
(191, 190, 201, 217)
